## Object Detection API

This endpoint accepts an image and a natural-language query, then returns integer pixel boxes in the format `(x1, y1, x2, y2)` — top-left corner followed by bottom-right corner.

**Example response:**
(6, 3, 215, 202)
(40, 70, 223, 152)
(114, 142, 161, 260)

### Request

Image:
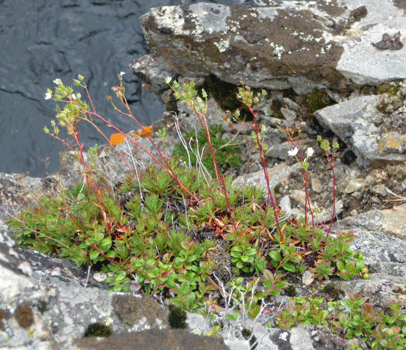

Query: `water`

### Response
(0, 0, 242, 177)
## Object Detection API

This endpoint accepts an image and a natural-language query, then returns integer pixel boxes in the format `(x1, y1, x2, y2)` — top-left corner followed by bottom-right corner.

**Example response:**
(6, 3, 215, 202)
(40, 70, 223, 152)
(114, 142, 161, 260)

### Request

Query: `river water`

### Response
(0, 0, 242, 177)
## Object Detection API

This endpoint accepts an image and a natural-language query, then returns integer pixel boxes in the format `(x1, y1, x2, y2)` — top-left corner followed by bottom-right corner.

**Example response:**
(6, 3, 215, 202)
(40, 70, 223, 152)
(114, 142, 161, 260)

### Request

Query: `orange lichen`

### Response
(110, 133, 125, 146)
(141, 126, 153, 138)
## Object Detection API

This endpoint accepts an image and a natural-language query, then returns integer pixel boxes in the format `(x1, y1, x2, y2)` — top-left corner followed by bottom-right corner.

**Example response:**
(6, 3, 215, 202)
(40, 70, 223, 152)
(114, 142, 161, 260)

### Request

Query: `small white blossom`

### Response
(120, 71, 125, 76)
(72, 94, 77, 100)
(165, 76, 172, 84)
(288, 147, 299, 157)
(306, 147, 314, 157)
(45, 92, 52, 100)
(53, 78, 62, 85)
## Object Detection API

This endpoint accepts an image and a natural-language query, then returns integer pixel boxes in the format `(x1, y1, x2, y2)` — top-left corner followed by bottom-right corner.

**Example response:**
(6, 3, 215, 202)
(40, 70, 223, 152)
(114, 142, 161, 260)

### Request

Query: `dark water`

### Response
(0, 0, 242, 177)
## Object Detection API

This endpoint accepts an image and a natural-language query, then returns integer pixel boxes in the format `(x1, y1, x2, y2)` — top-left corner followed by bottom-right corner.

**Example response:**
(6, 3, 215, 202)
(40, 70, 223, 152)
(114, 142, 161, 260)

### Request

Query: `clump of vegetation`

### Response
(169, 305, 188, 329)
(172, 124, 241, 178)
(84, 323, 112, 337)
(275, 294, 406, 350)
(7, 73, 392, 348)
(306, 87, 334, 116)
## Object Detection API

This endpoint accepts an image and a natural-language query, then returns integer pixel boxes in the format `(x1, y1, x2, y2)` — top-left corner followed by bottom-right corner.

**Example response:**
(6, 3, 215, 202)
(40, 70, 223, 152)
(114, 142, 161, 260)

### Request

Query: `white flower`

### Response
(120, 71, 125, 76)
(165, 76, 172, 84)
(45, 92, 52, 100)
(306, 147, 314, 157)
(53, 78, 62, 85)
(72, 94, 76, 100)
(288, 147, 299, 157)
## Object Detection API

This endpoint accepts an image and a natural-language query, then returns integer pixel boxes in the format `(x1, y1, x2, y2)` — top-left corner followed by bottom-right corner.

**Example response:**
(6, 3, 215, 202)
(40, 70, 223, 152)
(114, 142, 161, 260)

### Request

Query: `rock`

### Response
(131, 1, 406, 94)
(232, 163, 301, 191)
(314, 95, 406, 167)
(280, 107, 296, 122)
(131, 54, 179, 96)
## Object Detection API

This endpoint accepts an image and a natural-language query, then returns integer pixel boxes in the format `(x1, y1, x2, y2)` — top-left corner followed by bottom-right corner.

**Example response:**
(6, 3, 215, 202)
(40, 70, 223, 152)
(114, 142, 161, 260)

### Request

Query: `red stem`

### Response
(70, 95, 201, 209)
(248, 106, 282, 236)
(324, 150, 337, 238)
(189, 102, 237, 230)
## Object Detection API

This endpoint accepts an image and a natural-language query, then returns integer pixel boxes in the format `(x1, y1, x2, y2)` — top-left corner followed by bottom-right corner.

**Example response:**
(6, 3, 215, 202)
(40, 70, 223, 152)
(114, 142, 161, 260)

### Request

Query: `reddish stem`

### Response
(248, 106, 282, 236)
(324, 149, 337, 238)
(70, 95, 201, 209)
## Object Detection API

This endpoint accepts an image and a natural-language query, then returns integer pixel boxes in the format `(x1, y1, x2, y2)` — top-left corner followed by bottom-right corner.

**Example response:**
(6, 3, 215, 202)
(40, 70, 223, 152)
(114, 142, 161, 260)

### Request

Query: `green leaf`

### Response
(336, 260, 345, 271)
(100, 237, 112, 252)
(106, 250, 116, 258)
(230, 251, 241, 258)
(246, 248, 257, 256)
(94, 232, 104, 242)
(275, 281, 287, 289)
(269, 250, 282, 262)
(89, 250, 100, 260)
(282, 263, 296, 273)
(116, 271, 127, 282)
(241, 255, 253, 263)
(179, 281, 191, 295)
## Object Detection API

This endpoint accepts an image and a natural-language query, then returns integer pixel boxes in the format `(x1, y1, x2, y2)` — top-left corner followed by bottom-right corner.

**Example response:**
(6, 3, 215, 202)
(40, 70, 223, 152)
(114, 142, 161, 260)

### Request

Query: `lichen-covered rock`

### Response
(131, 0, 406, 94)
(314, 94, 406, 167)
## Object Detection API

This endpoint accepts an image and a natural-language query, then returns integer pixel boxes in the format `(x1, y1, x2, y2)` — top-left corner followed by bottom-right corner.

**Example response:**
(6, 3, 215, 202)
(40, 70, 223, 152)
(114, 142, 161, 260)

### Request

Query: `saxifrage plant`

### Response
(7, 74, 372, 334)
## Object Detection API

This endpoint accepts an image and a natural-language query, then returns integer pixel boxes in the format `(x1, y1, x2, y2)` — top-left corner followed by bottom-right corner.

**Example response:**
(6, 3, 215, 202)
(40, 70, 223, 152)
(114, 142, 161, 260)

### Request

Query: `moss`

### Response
(15, 303, 34, 328)
(376, 97, 389, 112)
(377, 83, 400, 97)
(168, 305, 188, 329)
(285, 285, 297, 297)
(271, 99, 284, 119)
(84, 323, 112, 337)
(306, 87, 334, 116)
(202, 74, 242, 112)
(242, 328, 257, 349)
(321, 283, 344, 301)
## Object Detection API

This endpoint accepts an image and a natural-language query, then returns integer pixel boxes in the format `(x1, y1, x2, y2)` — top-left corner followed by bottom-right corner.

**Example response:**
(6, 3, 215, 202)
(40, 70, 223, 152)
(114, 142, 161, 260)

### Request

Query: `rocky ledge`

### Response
(1, 0, 406, 349)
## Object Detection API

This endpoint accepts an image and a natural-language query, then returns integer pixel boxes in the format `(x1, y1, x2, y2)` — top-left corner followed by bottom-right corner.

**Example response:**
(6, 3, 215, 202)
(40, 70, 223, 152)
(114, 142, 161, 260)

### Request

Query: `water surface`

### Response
(0, 0, 242, 177)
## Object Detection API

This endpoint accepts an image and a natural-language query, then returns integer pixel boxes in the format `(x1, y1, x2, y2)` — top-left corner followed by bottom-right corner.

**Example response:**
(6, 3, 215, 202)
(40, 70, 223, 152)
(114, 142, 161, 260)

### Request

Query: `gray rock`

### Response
(314, 95, 406, 167)
(132, 1, 406, 93)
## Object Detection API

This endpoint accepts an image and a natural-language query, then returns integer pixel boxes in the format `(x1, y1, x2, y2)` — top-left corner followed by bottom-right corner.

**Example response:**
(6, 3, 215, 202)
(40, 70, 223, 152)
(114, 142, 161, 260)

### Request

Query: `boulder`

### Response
(314, 93, 406, 167)
(131, 0, 406, 95)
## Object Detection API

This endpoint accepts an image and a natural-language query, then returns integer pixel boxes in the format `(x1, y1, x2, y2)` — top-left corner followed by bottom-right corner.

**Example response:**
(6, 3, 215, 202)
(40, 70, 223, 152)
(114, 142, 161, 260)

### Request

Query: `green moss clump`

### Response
(307, 87, 334, 115)
(84, 323, 112, 337)
(321, 283, 344, 301)
(172, 124, 241, 178)
(377, 82, 399, 96)
(168, 305, 188, 329)
(285, 285, 298, 297)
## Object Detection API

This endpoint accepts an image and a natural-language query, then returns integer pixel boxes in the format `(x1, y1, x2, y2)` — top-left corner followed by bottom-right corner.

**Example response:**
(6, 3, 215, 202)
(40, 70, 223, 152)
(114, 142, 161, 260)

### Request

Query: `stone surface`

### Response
(314, 94, 406, 167)
(131, 0, 406, 94)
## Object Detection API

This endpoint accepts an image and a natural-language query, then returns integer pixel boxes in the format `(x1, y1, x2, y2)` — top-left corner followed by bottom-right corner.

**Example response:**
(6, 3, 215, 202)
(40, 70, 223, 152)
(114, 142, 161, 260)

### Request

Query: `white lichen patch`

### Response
(269, 42, 285, 59)
(226, 19, 240, 33)
(300, 34, 315, 42)
(152, 6, 186, 36)
(214, 39, 230, 53)
(320, 44, 332, 54)
(188, 3, 230, 36)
